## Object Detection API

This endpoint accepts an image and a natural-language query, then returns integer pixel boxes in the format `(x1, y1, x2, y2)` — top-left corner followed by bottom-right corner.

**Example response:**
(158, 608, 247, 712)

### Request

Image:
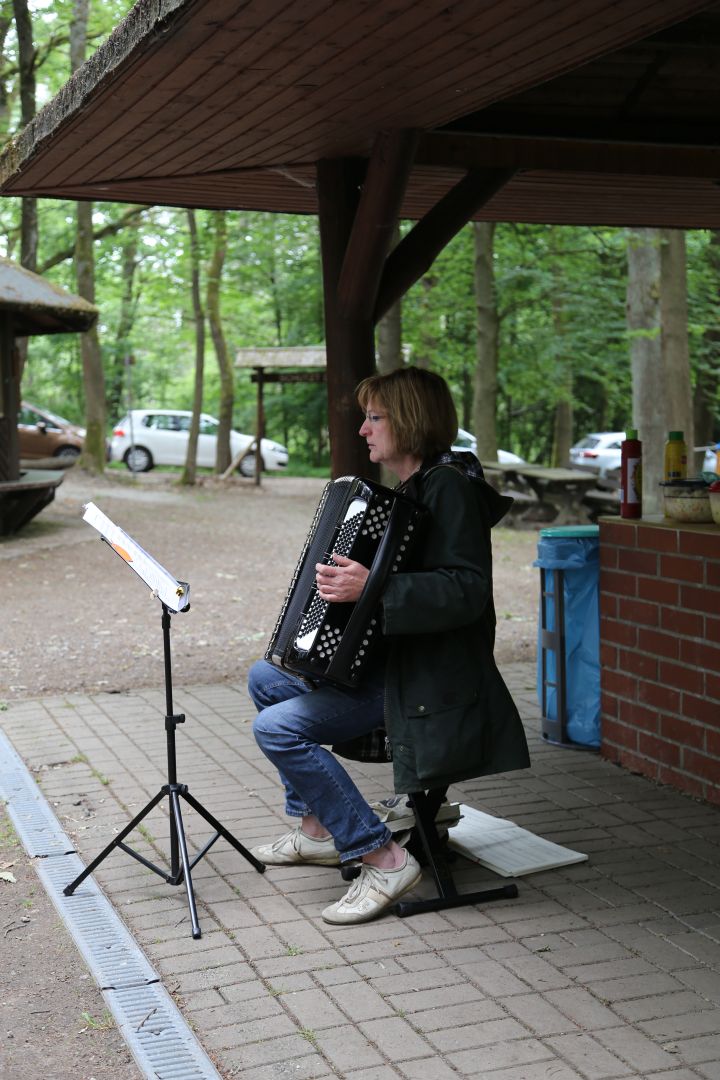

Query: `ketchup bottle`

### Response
(620, 428, 642, 519)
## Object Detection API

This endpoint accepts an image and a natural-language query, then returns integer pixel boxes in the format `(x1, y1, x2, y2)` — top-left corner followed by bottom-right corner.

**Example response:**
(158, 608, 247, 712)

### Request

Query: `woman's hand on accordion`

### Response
(315, 553, 369, 603)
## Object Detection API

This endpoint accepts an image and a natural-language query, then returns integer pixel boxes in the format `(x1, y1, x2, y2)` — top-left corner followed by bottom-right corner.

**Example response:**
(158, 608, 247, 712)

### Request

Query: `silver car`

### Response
(569, 432, 625, 478)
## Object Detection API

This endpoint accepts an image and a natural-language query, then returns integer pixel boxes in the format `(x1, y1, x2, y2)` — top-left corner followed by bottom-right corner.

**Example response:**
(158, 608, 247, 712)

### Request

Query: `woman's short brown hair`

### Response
(356, 366, 458, 459)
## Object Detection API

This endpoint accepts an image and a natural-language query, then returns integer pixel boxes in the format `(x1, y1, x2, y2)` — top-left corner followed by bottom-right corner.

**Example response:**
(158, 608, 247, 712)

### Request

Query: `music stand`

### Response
(63, 503, 265, 939)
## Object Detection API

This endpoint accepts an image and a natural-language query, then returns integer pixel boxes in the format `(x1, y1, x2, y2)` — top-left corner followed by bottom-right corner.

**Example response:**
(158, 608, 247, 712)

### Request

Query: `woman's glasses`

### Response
(362, 412, 386, 424)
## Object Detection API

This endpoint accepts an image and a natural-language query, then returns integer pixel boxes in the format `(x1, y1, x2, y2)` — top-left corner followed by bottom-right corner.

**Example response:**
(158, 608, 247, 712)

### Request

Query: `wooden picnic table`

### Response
(483, 462, 599, 526)
(0, 468, 65, 535)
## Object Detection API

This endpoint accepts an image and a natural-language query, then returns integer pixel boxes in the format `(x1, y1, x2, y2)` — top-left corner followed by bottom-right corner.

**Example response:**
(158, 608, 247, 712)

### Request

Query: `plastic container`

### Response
(708, 480, 720, 524)
(620, 429, 642, 519)
(660, 479, 713, 523)
(664, 431, 687, 482)
(533, 526, 600, 749)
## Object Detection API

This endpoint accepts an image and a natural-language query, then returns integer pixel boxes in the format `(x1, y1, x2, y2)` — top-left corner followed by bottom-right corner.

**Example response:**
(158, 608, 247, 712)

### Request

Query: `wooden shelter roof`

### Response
(2, 0, 720, 227)
(0, 258, 97, 336)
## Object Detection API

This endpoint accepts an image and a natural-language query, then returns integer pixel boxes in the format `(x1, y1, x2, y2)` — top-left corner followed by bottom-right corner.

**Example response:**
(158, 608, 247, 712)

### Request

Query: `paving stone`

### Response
(594, 1024, 685, 1070)
(407, 998, 504, 1033)
(346, 1068, 405, 1080)
(454, 957, 539, 996)
(501, 993, 581, 1035)
(675, 1035, 720, 1065)
(427, 1016, 531, 1052)
(282, 987, 350, 1030)
(614, 991, 717, 1023)
(544, 988, 623, 1029)
(546, 1032, 635, 1079)
(695, 1064, 720, 1080)
(447, 1037, 554, 1076)
(312, 1024, 385, 1072)
(222, 1034, 320, 1070)
(398, 1058, 461, 1080)
(582, 972, 685, 1002)
(204, 1010, 299, 1050)
(325, 981, 395, 1021)
(641, 1009, 720, 1039)
(358, 1017, 432, 1060)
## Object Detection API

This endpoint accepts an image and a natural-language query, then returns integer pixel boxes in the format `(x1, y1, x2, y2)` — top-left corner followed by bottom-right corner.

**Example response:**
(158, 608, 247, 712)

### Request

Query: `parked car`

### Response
(111, 409, 289, 475)
(569, 432, 625, 478)
(18, 401, 85, 460)
(452, 427, 525, 464)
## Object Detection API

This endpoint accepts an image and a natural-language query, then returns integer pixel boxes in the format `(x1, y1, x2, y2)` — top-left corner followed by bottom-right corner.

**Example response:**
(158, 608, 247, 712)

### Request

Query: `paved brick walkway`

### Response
(3, 660, 720, 1079)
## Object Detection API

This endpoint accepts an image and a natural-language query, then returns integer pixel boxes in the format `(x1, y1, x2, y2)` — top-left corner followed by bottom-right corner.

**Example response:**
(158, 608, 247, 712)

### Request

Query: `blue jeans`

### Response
(248, 660, 392, 862)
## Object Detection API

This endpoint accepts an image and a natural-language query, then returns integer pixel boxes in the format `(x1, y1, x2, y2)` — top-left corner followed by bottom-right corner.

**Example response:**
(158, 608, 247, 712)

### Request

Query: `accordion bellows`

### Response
(266, 476, 427, 687)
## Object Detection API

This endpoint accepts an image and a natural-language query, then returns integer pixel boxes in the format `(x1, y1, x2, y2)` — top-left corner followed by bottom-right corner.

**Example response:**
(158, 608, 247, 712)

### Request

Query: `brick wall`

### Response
(599, 517, 720, 805)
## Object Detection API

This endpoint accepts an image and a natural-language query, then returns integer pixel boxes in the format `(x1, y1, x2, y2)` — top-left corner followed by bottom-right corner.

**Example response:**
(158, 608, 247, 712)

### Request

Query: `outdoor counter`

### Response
(598, 515, 720, 805)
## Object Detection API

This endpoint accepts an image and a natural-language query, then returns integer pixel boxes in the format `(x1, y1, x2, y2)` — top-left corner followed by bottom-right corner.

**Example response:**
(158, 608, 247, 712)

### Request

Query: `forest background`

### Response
(1, 0, 719, 482)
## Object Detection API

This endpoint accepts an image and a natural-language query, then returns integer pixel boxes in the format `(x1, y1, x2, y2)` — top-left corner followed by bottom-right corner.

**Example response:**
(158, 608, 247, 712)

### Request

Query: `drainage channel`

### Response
(0, 728, 222, 1080)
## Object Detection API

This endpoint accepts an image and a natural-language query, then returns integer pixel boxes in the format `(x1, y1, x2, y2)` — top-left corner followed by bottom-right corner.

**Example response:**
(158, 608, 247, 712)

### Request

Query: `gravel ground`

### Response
(0, 466, 541, 703)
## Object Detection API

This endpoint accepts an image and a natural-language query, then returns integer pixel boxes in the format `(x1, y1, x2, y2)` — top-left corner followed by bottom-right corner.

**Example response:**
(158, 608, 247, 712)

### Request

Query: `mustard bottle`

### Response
(664, 431, 687, 482)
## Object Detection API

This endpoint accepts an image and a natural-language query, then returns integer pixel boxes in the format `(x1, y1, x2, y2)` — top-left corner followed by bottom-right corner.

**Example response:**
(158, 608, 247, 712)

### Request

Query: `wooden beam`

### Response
(374, 168, 514, 323)
(337, 129, 419, 322)
(317, 158, 378, 481)
(417, 131, 720, 178)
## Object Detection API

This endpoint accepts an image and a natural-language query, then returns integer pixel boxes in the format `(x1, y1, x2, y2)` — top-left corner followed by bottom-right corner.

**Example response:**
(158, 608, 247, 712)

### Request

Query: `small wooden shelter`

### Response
(0, 258, 97, 533)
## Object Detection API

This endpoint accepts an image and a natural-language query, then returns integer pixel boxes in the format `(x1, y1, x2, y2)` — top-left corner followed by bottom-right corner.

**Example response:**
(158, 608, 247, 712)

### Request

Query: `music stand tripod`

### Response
(63, 504, 265, 939)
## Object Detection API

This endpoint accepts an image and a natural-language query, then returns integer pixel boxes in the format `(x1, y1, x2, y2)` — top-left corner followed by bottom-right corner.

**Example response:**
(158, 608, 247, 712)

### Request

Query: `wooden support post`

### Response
(0, 315, 20, 483)
(254, 365, 264, 487)
(317, 158, 378, 481)
(374, 168, 515, 322)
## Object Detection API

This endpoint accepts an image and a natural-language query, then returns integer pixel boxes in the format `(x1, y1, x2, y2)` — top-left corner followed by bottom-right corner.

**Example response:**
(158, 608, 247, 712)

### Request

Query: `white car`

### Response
(111, 409, 289, 475)
(569, 432, 625, 478)
(453, 427, 525, 464)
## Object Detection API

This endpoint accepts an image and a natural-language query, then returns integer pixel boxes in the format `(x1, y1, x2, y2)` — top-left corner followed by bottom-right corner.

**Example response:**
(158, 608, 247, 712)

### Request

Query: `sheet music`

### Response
(82, 502, 190, 612)
(448, 805, 587, 877)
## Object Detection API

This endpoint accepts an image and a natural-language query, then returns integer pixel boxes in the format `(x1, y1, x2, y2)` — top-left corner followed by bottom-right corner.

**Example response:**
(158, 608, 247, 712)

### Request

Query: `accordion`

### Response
(266, 476, 427, 688)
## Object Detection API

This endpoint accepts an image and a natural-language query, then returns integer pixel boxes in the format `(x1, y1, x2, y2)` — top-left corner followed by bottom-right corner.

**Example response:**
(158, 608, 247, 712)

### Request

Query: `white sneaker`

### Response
(369, 795, 462, 833)
(322, 851, 422, 924)
(251, 826, 340, 866)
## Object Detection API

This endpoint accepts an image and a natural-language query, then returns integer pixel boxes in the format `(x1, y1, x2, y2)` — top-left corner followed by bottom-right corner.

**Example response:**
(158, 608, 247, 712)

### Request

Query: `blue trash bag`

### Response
(533, 533, 600, 748)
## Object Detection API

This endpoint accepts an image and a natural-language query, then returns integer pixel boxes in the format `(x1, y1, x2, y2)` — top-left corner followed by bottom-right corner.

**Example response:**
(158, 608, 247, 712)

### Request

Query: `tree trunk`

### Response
(207, 211, 234, 473)
(550, 282, 573, 468)
(107, 222, 139, 425)
(472, 222, 499, 462)
(180, 209, 204, 486)
(660, 229, 694, 468)
(627, 228, 663, 514)
(12, 0, 37, 379)
(71, 0, 105, 473)
(694, 230, 720, 453)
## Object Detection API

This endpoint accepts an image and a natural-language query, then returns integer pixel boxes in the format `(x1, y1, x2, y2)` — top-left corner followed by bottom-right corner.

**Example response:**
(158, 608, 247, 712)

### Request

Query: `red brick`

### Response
(660, 554, 704, 583)
(602, 618, 638, 648)
(657, 765, 706, 799)
(681, 585, 720, 615)
(679, 638, 720, 672)
(600, 569, 637, 597)
(683, 748, 720, 783)
(619, 548, 657, 575)
(708, 562, 720, 588)
(606, 744, 658, 779)
(637, 627, 680, 660)
(660, 608, 704, 638)
(600, 690, 619, 717)
(706, 616, 720, 645)
(618, 699, 658, 733)
(637, 525, 679, 553)
(638, 680, 680, 714)
(600, 593, 618, 618)
(618, 597, 659, 627)
(636, 577, 679, 605)
(602, 669, 638, 701)
(659, 660, 705, 695)
(660, 714, 706, 749)
(602, 716, 638, 750)
(706, 729, 720, 757)
(619, 649, 658, 681)
(600, 545, 618, 569)
(682, 693, 720, 727)
(639, 732, 681, 767)
(679, 531, 720, 558)
(600, 642, 617, 669)
(600, 521, 637, 547)
(706, 672, 720, 703)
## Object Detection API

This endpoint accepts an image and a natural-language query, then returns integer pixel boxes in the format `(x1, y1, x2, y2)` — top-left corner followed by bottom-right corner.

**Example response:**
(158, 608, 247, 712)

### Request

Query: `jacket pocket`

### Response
(407, 695, 487, 784)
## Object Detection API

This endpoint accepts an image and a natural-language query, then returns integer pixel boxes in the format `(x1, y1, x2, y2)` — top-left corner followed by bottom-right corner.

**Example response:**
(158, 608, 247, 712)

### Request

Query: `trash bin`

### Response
(533, 525, 600, 749)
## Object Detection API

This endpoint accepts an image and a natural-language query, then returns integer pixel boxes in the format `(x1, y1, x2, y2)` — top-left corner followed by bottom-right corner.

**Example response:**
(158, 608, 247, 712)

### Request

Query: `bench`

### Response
(0, 469, 65, 535)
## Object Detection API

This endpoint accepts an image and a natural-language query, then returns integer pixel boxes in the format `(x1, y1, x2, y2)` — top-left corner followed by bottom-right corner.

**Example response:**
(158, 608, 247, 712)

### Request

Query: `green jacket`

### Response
(381, 460, 530, 793)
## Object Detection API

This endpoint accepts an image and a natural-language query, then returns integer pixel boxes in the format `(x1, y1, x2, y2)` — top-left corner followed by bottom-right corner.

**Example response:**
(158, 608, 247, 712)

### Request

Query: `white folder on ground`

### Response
(448, 805, 588, 877)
